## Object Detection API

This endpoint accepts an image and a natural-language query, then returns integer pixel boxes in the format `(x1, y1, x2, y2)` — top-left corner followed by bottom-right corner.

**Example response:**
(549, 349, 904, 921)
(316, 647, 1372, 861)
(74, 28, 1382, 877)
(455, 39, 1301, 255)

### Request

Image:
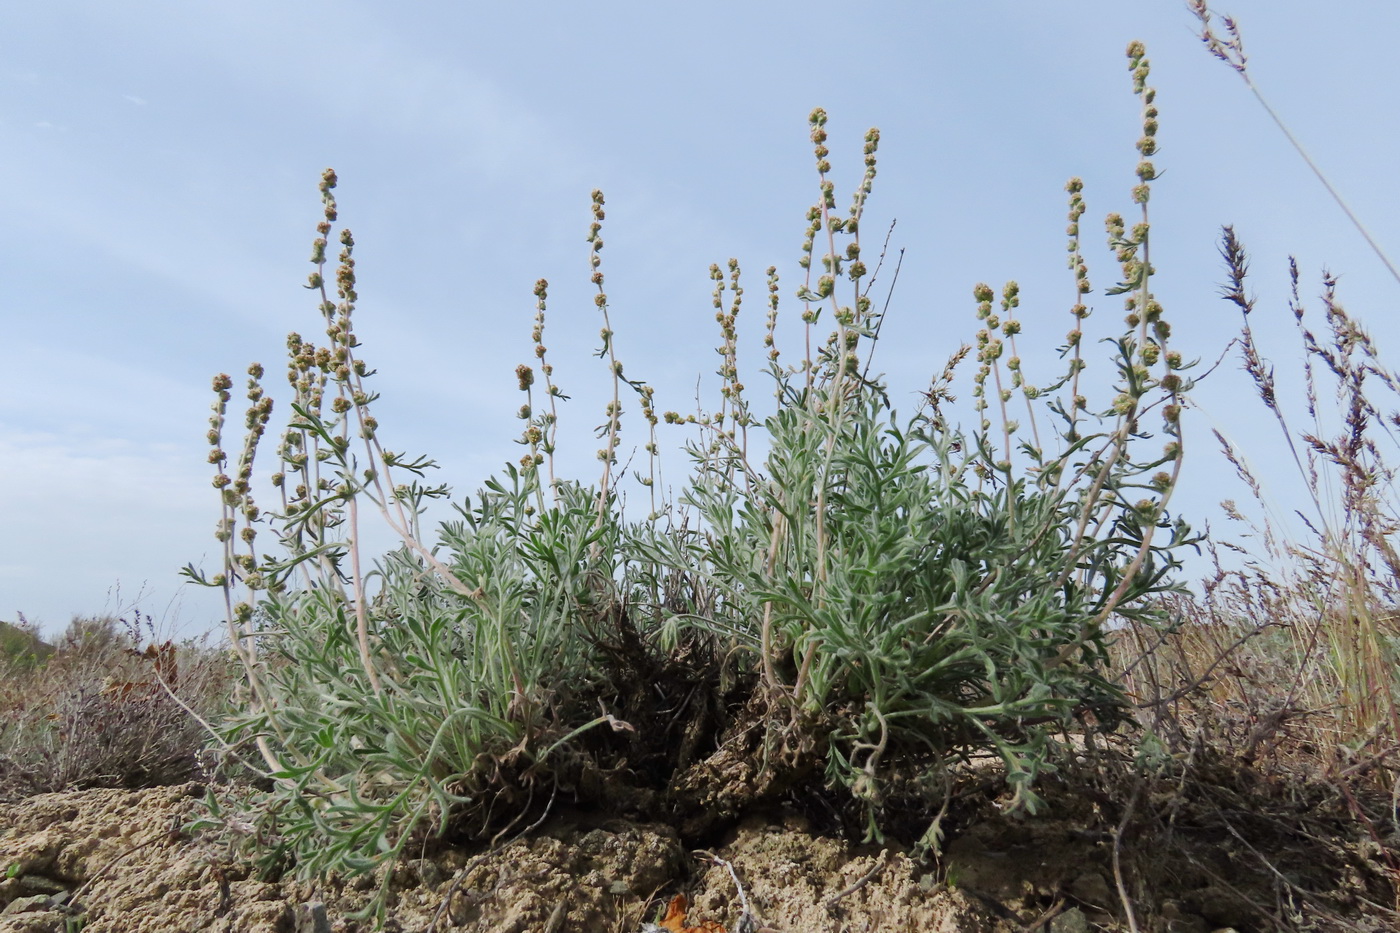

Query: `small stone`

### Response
(1190, 885, 1252, 930)
(16, 875, 67, 896)
(1067, 870, 1112, 908)
(407, 858, 445, 889)
(0, 894, 53, 916)
(295, 900, 332, 933)
(1050, 906, 1089, 933)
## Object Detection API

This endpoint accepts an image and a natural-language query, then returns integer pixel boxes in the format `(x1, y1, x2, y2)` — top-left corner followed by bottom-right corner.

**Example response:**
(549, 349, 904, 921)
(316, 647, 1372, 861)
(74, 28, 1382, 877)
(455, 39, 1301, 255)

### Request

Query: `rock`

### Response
(13, 878, 64, 898)
(1189, 885, 1253, 931)
(1067, 870, 1112, 909)
(293, 900, 331, 933)
(0, 895, 52, 917)
(1050, 906, 1089, 933)
(0, 909, 68, 933)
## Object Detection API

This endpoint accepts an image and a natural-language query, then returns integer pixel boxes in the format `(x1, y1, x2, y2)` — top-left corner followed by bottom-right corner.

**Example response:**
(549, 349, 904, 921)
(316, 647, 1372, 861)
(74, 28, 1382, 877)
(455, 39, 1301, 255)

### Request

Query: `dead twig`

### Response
(1110, 775, 1142, 933)
(823, 849, 892, 912)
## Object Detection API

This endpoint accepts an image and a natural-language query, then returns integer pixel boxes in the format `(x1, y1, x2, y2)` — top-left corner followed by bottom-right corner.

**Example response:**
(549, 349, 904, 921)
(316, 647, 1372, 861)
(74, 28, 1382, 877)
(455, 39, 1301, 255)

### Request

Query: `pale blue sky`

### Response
(3, 2, 1397, 638)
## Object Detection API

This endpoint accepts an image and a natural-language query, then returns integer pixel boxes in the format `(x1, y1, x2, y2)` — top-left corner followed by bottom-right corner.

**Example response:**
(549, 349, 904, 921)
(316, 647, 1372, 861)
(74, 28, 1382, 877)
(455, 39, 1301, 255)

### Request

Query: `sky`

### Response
(3, 2, 1398, 641)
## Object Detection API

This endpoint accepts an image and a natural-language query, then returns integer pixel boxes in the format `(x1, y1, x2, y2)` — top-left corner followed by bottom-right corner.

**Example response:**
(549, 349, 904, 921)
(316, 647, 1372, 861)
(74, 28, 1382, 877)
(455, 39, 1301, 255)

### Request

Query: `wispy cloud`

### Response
(0, 140, 306, 337)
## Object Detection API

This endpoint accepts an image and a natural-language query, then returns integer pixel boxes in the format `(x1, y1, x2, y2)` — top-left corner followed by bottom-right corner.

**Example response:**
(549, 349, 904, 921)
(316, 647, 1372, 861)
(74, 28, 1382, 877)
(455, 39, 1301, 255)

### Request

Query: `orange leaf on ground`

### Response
(658, 893, 726, 933)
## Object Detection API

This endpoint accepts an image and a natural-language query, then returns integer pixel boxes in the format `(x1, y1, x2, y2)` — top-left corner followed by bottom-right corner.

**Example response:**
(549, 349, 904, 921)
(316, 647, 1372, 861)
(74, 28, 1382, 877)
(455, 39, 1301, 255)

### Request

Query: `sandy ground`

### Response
(0, 773, 1394, 932)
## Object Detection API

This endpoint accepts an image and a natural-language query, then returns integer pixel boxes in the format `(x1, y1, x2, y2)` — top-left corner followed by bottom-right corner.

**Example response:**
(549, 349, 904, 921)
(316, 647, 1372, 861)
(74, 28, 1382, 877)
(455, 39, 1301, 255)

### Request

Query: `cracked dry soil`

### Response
(0, 784, 998, 933)
(0, 769, 1395, 932)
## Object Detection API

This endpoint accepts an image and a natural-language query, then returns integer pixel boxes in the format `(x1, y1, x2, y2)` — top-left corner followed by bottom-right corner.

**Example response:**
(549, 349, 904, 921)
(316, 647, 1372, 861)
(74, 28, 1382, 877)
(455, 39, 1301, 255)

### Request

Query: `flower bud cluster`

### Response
(713, 260, 748, 422)
(792, 109, 884, 392)
(852, 128, 880, 215)
(1126, 42, 1159, 206)
(764, 267, 781, 363)
(1065, 178, 1092, 297)
(970, 284, 995, 416)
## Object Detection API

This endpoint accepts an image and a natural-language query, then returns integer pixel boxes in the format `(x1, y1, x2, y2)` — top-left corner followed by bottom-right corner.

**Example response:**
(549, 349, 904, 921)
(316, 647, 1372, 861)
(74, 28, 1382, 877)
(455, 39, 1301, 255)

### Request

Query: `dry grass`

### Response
(1117, 227, 1399, 799)
(1103, 221, 1400, 927)
(0, 613, 238, 803)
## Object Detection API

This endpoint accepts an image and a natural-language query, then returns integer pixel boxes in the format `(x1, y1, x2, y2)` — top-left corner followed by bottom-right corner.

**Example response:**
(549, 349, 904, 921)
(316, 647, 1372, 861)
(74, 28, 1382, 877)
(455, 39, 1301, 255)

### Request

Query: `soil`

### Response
(1, 755, 1396, 933)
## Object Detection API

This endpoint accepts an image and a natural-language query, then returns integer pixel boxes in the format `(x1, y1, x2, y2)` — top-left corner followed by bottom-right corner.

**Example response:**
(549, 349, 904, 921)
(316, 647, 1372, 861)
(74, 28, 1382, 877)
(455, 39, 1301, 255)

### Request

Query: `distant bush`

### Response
(0, 614, 235, 802)
(0, 618, 53, 671)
